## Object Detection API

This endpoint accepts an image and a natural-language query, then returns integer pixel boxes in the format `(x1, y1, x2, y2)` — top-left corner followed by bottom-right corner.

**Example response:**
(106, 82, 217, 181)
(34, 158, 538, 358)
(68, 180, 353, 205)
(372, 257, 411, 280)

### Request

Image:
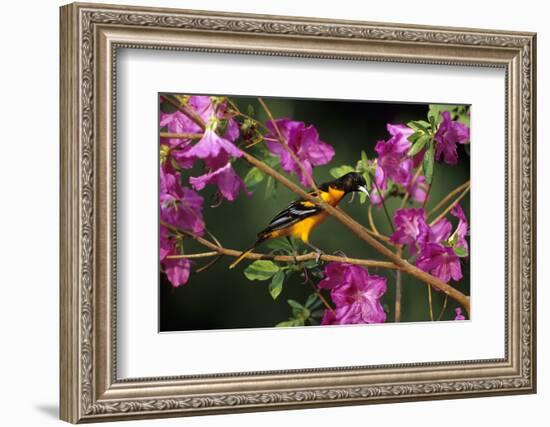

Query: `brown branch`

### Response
(429, 185, 470, 226)
(427, 180, 470, 218)
(167, 249, 399, 270)
(372, 177, 395, 232)
(368, 204, 381, 235)
(239, 150, 471, 315)
(427, 283, 434, 321)
(394, 247, 403, 322)
(160, 132, 203, 140)
(162, 219, 398, 269)
(437, 294, 449, 321)
(304, 275, 335, 315)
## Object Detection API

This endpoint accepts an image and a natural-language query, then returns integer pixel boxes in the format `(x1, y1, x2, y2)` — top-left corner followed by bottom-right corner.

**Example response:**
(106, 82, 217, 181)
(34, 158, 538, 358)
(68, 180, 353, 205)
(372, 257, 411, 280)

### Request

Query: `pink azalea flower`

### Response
(318, 263, 387, 325)
(434, 111, 470, 165)
(160, 167, 205, 235)
(406, 174, 428, 204)
(451, 203, 469, 251)
(183, 128, 242, 163)
(454, 307, 466, 321)
(416, 243, 463, 283)
(160, 96, 241, 169)
(390, 208, 451, 253)
(160, 96, 214, 169)
(427, 217, 452, 244)
(370, 123, 431, 206)
(390, 208, 430, 254)
(374, 124, 414, 189)
(159, 224, 193, 288)
(189, 162, 251, 201)
(163, 256, 192, 288)
(265, 119, 335, 187)
(159, 226, 172, 263)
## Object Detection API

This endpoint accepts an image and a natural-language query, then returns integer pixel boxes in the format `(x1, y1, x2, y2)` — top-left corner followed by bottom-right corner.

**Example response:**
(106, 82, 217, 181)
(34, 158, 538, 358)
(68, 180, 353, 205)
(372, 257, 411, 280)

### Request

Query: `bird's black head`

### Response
(331, 172, 369, 196)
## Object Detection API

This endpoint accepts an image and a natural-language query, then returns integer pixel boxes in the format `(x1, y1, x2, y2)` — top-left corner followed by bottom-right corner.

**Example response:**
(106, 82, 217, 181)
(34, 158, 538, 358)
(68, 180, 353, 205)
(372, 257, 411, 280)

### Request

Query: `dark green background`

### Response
(159, 95, 470, 331)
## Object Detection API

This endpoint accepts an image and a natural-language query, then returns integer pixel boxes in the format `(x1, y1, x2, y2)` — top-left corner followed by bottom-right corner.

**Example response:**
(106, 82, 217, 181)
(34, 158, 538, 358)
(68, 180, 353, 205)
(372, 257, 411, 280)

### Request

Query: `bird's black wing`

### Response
(260, 197, 322, 234)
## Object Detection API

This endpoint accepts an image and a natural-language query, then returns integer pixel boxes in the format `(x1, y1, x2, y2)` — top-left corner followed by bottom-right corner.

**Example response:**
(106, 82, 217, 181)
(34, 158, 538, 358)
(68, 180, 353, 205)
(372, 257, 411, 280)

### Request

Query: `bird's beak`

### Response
(358, 185, 370, 197)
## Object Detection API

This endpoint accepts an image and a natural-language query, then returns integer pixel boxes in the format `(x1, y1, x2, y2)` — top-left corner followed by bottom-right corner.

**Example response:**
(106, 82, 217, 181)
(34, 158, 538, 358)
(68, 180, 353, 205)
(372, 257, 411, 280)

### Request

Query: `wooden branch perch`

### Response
(161, 221, 398, 270)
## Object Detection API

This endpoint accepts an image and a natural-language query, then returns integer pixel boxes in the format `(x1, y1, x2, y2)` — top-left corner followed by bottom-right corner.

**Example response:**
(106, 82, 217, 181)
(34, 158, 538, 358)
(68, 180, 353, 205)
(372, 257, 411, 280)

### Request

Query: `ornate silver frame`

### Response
(60, 2, 536, 423)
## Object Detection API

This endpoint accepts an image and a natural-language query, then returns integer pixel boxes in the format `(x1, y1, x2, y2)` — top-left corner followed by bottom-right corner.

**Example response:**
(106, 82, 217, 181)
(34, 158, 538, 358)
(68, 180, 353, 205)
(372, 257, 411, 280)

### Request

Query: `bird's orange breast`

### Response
(289, 186, 345, 242)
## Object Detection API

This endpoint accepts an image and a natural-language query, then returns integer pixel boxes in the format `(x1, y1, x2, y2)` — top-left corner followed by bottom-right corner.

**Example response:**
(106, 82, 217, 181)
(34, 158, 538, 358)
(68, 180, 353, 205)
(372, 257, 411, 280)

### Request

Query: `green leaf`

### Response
(243, 167, 265, 188)
(423, 142, 435, 184)
(287, 299, 310, 320)
(300, 259, 319, 269)
(266, 239, 293, 253)
(265, 155, 280, 168)
(359, 192, 367, 204)
(329, 165, 355, 179)
(453, 246, 469, 258)
(247, 104, 255, 117)
(407, 120, 431, 132)
(276, 319, 304, 327)
(305, 293, 318, 308)
(360, 150, 369, 169)
(407, 134, 429, 157)
(457, 112, 470, 127)
(305, 293, 323, 311)
(264, 176, 275, 200)
(428, 104, 446, 125)
(269, 271, 285, 299)
(362, 171, 372, 191)
(448, 232, 458, 246)
(287, 299, 305, 311)
(244, 260, 280, 281)
(407, 131, 423, 143)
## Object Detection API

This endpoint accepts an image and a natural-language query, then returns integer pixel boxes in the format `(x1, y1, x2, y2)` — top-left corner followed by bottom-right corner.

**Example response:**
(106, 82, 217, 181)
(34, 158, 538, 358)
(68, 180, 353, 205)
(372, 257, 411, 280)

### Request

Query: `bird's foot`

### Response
(314, 250, 323, 263)
(333, 250, 348, 259)
(306, 244, 323, 263)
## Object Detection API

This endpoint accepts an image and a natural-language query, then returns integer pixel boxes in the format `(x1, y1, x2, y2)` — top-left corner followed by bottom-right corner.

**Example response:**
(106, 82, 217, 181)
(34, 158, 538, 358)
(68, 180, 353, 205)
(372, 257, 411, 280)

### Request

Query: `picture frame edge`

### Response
(59, 2, 537, 423)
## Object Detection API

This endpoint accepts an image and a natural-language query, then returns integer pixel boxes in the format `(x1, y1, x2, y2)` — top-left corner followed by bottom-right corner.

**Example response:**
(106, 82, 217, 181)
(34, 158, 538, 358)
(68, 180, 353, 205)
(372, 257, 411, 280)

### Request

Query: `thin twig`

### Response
(372, 178, 394, 232)
(195, 255, 223, 273)
(427, 284, 434, 321)
(437, 295, 449, 321)
(394, 247, 403, 322)
(429, 185, 470, 226)
(427, 180, 470, 217)
(364, 203, 394, 247)
(368, 204, 381, 236)
(160, 132, 203, 140)
(162, 218, 398, 269)
(167, 249, 399, 270)
(305, 275, 335, 315)
(422, 181, 433, 209)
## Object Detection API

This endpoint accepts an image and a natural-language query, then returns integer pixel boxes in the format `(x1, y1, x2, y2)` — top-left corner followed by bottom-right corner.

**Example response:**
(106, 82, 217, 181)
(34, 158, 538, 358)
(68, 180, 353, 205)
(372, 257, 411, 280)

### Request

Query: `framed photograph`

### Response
(60, 2, 536, 423)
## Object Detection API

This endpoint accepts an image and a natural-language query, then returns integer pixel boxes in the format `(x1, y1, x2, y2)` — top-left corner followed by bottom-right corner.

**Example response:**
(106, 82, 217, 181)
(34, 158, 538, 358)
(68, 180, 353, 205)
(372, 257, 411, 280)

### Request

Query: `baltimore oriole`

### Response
(229, 172, 369, 269)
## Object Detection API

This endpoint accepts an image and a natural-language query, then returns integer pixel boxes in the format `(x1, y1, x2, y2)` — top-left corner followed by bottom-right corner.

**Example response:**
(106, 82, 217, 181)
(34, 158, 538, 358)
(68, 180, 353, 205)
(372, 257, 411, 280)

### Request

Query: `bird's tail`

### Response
(229, 234, 268, 269)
